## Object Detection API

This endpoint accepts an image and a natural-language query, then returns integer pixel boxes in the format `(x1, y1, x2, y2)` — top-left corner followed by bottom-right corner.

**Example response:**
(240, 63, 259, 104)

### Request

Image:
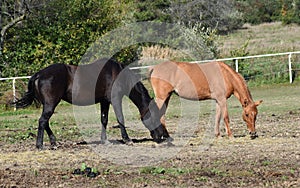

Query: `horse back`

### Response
(150, 61, 236, 100)
(150, 61, 210, 100)
(66, 59, 124, 105)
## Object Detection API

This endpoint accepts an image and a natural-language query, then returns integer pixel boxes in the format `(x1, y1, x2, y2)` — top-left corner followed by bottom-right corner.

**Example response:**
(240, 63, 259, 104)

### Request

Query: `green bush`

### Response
(235, 0, 300, 25)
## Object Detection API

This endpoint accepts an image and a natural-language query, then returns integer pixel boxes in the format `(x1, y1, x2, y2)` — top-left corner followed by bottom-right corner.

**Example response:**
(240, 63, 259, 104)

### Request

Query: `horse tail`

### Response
(13, 74, 40, 108)
(147, 66, 154, 80)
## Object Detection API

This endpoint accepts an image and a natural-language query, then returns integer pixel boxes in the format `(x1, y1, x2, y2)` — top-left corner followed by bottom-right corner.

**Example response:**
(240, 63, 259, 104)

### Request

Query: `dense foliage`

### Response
(0, 0, 244, 78)
(1, 0, 300, 78)
(235, 0, 300, 25)
(1, 0, 135, 76)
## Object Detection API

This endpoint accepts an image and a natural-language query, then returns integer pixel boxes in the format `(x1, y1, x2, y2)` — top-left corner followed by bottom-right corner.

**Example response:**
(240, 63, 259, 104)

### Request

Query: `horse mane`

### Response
(219, 62, 253, 101)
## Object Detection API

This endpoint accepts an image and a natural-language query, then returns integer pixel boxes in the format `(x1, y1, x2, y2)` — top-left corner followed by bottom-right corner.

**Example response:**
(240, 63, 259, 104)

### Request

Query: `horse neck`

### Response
(128, 83, 151, 117)
(229, 70, 254, 106)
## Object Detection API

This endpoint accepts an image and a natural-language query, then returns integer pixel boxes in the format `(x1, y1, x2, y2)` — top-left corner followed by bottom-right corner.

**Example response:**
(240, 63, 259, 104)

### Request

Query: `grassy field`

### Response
(0, 80, 299, 187)
(218, 22, 300, 57)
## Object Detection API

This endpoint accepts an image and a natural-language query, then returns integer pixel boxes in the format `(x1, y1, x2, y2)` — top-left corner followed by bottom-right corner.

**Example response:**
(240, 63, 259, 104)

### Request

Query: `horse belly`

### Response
(174, 80, 211, 100)
(67, 82, 105, 106)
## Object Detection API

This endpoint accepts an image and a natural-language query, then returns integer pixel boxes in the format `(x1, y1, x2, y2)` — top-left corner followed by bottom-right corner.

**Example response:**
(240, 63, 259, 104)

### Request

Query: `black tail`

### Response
(12, 74, 40, 108)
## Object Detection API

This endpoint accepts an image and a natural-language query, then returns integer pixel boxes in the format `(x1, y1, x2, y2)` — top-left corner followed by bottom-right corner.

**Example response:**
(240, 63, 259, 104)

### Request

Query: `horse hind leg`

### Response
(37, 104, 56, 149)
(100, 100, 111, 145)
(45, 123, 56, 148)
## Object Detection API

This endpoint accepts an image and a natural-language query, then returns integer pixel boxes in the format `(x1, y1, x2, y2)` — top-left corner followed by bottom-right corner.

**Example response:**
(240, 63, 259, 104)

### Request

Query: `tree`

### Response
(168, 0, 244, 33)
(1, 0, 238, 78)
(235, 0, 300, 25)
(281, 0, 300, 24)
(0, 0, 50, 76)
(1, 0, 135, 77)
(134, 0, 171, 22)
(0, 0, 29, 68)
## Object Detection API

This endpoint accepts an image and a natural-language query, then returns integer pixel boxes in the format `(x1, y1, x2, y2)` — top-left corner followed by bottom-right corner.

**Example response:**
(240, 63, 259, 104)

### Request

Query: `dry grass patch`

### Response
(218, 22, 300, 57)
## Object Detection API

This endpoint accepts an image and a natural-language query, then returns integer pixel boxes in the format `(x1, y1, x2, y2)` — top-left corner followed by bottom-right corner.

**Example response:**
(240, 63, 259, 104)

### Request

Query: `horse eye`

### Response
(245, 114, 249, 117)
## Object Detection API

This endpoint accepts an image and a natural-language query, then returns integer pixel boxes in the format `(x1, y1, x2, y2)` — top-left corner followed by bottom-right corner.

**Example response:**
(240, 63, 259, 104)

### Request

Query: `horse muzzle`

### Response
(150, 129, 173, 143)
(249, 131, 258, 139)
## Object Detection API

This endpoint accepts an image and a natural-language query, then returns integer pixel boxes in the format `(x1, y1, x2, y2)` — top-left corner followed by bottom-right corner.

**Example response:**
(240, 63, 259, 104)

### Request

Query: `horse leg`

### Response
(100, 100, 110, 144)
(155, 94, 171, 127)
(159, 96, 172, 139)
(37, 104, 56, 149)
(215, 102, 221, 137)
(45, 123, 56, 148)
(111, 98, 132, 145)
(219, 100, 232, 137)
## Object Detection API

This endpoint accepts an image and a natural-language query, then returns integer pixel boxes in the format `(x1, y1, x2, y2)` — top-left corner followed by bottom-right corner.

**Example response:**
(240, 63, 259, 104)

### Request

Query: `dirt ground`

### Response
(0, 84, 300, 187)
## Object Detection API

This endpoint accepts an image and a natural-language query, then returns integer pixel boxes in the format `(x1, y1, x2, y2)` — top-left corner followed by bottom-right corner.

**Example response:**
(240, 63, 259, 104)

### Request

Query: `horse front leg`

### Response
(156, 96, 172, 140)
(100, 100, 111, 144)
(156, 96, 169, 128)
(219, 100, 232, 137)
(215, 102, 221, 137)
(37, 105, 56, 149)
(111, 98, 132, 145)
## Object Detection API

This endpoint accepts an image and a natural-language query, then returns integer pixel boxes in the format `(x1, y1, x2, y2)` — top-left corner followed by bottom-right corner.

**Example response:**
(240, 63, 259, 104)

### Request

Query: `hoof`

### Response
(155, 136, 174, 144)
(36, 145, 44, 150)
(250, 132, 258, 139)
(250, 134, 258, 139)
(50, 142, 57, 150)
(50, 145, 58, 150)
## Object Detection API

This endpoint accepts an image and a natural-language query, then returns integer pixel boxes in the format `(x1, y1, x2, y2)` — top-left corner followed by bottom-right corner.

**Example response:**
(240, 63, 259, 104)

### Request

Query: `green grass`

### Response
(1, 80, 299, 145)
(0, 82, 299, 187)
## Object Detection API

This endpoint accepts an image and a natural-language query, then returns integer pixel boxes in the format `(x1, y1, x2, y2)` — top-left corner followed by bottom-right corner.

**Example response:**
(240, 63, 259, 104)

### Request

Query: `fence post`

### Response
(288, 53, 292, 83)
(235, 59, 239, 72)
(12, 78, 16, 111)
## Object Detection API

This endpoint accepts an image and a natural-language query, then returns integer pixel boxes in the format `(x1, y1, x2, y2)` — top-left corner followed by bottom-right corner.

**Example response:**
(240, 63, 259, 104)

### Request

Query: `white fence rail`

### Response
(0, 76, 30, 110)
(191, 51, 300, 84)
(131, 51, 300, 83)
(1, 51, 300, 110)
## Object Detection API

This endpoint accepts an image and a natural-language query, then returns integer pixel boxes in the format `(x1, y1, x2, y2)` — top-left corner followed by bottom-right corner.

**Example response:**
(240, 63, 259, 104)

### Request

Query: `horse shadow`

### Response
(77, 138, 154, 146)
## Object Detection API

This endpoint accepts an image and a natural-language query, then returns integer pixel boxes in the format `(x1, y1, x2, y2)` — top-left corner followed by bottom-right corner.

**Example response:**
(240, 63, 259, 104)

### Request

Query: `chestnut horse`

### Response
(14, 58, 169, 149)
(149, 61, 262, 139)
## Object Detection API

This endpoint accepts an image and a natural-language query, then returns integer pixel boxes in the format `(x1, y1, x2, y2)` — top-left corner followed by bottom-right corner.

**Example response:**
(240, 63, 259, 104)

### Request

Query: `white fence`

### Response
(132, 51, 300, 84)
(0, 76, 30, 110)
(1, 51, 300, 109)
(191, 51, 300, 84)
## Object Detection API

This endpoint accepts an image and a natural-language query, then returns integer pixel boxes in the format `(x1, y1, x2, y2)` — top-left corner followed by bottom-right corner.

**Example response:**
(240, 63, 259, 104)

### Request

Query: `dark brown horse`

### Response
(14, 58, 170, 149)
(149, 61, 262, 139)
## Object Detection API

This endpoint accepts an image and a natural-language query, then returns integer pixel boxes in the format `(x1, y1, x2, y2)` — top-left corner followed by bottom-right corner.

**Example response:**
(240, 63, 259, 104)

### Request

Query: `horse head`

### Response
(141, 100, 171, 142)
(242, 100, 263, 139)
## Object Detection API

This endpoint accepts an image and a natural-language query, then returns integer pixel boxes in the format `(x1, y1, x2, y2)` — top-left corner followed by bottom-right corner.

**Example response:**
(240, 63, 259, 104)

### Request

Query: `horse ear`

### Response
(255, 100, 263, 106)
